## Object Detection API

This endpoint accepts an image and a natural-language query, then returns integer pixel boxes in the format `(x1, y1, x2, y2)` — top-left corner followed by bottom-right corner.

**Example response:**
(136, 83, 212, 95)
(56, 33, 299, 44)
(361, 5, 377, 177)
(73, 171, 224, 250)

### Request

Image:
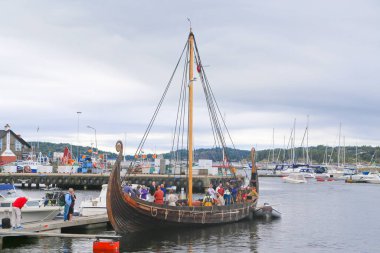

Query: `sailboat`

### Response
(106, 29, 259, 233)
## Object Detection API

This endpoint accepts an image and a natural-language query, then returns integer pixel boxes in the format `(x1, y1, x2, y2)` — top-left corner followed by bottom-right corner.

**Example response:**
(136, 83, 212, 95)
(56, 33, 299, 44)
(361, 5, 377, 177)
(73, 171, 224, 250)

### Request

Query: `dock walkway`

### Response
(0, 214, 109, 249)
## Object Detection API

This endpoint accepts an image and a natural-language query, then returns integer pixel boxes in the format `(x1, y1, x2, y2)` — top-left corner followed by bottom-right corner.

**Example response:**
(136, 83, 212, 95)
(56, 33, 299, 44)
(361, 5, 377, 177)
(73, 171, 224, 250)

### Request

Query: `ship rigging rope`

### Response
(122, 33, 251, 183)
(170, 45, 189, 173)
(193, 36, 243, 178)
(122, 41, 189, 182)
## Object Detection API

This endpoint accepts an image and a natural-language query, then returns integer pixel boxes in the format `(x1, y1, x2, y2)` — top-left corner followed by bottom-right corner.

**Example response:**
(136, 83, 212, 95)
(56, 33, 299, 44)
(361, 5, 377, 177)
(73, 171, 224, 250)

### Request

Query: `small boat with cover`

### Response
(106, 27, 259, 233)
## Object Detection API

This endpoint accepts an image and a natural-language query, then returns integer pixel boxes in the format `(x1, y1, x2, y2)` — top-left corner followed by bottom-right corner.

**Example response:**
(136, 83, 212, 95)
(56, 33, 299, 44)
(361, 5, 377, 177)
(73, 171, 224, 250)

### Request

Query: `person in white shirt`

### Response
(207, 183, 216, 199)
(167, 189, 178, 206)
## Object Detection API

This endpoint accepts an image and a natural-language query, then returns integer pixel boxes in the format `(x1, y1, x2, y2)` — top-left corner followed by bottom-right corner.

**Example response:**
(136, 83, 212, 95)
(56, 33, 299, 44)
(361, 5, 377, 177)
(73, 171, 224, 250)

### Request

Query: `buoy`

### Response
(316, 177, 325, 182)
(93, 240, 120, 253)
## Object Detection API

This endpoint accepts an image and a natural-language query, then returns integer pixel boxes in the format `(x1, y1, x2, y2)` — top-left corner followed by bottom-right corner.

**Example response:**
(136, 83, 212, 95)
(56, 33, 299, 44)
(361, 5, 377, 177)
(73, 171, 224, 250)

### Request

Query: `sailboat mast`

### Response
(306, 115, 309, 164)
(188, 30, 194, 206)
(272, 128, 275, 162)
(338, 122, 341, 167)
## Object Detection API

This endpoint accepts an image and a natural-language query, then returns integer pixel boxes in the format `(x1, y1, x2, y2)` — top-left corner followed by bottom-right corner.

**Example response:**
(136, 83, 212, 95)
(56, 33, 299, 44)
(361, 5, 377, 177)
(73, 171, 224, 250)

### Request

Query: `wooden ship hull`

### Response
(107, 142, 259, 233)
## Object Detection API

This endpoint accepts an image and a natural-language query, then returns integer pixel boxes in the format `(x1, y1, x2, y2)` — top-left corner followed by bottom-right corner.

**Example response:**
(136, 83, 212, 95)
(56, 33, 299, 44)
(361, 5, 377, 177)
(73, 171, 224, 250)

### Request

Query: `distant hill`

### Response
(29, 142, 119, 159)
(30, 142, 380, 164)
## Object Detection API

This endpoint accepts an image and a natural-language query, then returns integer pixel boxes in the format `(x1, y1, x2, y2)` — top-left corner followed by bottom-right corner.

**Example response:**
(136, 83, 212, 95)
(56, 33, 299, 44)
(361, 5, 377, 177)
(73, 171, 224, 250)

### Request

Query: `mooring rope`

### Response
(150, 206, 158, 217)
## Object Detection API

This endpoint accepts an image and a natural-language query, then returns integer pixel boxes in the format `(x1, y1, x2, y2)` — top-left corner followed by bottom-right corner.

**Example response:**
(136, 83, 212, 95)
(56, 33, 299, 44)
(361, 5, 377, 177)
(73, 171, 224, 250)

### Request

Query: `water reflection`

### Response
(120, 220, 260, 253)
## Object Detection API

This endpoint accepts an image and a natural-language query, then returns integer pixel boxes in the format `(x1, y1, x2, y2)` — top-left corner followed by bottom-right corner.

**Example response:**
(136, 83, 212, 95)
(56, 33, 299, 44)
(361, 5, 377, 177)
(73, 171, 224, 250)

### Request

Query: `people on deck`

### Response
(167, 189, 178, 206)
(247, 187, 258, 201)
(224, 188, 231, 205)
(231, 184, 238, 203)
(149, 181, 156, 201)
(134, 185, 141, 198)
(123, 184, 136, 197)
(207, 183, 216, 199)
(153, 185, 164, 204)
(160, 183, 167, 200)
(202, 192, 213, 207)
(216, 183, 224, 197)
(141, 186, 149, 200)
(11, 196, 28, 229)
(215, 192, 225, 206)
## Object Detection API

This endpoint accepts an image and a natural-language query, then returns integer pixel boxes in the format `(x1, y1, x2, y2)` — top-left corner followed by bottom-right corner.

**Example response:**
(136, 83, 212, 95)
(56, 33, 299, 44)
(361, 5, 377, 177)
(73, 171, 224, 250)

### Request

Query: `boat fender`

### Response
(93, 240, 119, 253)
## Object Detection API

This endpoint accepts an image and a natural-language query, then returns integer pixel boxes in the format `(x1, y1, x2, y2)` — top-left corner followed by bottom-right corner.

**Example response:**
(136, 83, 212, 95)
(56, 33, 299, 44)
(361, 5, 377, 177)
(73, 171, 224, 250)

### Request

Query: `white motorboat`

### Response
(364, 174, 380, 184)
(79, 184, 107, 216)
(283, 173, 307, 184)
(298, 168, 315, 178)
(0, 184, 61, 224)
(345, 172, 380, 184)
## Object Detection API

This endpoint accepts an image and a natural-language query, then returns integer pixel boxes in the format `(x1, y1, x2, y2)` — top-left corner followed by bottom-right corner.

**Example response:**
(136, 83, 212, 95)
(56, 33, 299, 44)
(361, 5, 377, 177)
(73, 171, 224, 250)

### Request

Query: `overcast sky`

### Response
(1, 1, 379, 154)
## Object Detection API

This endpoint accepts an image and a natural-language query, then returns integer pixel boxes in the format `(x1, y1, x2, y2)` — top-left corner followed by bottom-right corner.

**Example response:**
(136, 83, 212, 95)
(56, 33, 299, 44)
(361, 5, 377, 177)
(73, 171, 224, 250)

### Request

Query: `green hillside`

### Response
(30, 142, 380, 165)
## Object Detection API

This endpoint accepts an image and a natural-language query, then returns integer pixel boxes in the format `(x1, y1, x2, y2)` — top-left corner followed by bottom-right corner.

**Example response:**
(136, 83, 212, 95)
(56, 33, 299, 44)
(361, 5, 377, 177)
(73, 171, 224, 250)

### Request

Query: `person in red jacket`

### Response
(12, 196, 28, 229)
(153, 185, 164, 204)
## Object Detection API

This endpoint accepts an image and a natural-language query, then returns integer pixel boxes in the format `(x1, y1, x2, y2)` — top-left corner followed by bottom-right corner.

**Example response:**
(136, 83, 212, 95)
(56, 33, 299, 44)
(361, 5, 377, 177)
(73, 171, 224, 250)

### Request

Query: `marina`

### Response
(1, 177, 379, 252)
(1, 0, 380, 252)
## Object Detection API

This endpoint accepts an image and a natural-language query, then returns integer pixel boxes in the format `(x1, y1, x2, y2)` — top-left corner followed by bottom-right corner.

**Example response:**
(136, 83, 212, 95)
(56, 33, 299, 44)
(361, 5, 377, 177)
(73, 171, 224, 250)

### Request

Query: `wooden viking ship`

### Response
(107, 28, 259, 233)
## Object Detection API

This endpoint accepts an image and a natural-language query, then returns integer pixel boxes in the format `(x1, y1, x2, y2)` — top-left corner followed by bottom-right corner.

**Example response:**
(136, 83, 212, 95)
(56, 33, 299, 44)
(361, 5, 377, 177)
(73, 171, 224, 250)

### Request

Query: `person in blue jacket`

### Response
(64, 188, 74, 221)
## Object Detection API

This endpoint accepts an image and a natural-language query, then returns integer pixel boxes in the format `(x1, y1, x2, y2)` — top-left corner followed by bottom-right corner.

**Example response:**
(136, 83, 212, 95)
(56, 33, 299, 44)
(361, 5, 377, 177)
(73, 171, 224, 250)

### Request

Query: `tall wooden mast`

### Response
(188, 29, 194, 206)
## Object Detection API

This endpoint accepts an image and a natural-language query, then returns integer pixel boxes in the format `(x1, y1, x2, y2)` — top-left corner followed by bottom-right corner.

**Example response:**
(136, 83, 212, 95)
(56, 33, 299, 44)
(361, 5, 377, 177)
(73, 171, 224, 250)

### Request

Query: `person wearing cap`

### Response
(11, 196, 28, 229)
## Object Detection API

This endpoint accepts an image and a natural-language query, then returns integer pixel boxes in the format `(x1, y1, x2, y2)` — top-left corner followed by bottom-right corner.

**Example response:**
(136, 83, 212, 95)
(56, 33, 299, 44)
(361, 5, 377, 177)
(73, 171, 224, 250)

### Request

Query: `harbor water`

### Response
(2, 177, 380, 252)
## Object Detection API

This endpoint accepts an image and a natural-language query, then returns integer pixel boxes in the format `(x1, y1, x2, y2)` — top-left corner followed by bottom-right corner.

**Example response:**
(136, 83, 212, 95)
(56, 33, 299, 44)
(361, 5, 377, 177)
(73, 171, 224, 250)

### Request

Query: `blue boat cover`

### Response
(0, 184, 14, 191)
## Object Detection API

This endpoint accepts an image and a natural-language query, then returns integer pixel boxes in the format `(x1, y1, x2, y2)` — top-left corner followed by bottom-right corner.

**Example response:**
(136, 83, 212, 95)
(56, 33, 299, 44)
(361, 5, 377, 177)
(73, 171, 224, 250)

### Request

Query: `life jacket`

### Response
(203, 196, 213, 206)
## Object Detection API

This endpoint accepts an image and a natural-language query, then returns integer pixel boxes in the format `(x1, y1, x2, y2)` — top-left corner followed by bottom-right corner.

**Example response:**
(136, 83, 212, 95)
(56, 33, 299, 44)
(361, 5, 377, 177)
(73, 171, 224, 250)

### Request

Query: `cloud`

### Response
(1, 0, 379, 154)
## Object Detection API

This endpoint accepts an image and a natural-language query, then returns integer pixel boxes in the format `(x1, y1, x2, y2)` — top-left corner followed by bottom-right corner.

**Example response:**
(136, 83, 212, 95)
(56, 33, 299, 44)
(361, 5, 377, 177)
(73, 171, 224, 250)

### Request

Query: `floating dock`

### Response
(0, 214, 110, 249)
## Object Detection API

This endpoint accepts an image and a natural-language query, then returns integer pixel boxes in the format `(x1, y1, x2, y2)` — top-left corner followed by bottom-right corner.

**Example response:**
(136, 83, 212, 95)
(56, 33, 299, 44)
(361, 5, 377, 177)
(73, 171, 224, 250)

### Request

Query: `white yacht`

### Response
(345, 172, 380, 184)
(0, 184, 61, 224)
(283, 173, 307, 184)
(79, 184, 107, 216)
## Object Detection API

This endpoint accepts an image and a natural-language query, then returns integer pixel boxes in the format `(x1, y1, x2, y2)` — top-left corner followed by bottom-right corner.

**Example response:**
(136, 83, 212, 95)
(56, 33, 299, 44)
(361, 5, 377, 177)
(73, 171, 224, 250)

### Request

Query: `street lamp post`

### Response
(87, 125, 97, 152)
(76, 111, 82, 162)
